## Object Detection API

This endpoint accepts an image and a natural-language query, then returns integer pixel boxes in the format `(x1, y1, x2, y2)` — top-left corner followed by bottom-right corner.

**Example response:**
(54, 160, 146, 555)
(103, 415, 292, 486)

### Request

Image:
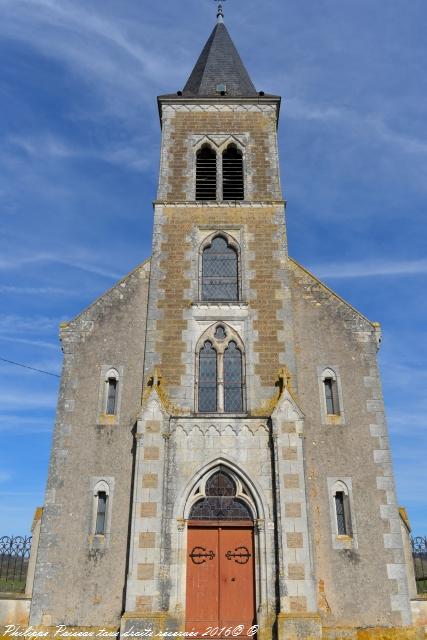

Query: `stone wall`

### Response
(289, 258, 412, 627)
(29, 261, 150, 627)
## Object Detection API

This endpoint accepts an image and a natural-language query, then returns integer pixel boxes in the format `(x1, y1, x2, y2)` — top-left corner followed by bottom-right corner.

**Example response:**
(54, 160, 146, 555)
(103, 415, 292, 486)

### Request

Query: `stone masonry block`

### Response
(289, 596, 307, 612)
(285, 503, 302, 518)
(136, 595, 153, 612)
(283, 474, 300, 489)
(287, 532, 303, 549)
(137, 563, 155, 580)
(145, 420, 161, 433)
(144, 447, 160, 460)
(142, 474, 158, 488)
(288, 563, 305, 580)
(140, 503, 157, 517)
(282, 446, 298, 460)
(139, 532, 156, 548)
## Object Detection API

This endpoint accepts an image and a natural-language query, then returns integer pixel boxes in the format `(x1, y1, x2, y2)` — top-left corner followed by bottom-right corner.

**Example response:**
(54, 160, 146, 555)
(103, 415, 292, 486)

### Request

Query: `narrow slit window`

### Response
(222, 145, 244, 201)
(199, 341, 217, 412)
(196, 145, 217, 201)
(223, 341, 243, 413)
(335, 491, 346, 535)
(324, 377, 340, 415)
(106, 377, 118, 415)
(95, 491, 107, 535)
(202, 236, 238, 301)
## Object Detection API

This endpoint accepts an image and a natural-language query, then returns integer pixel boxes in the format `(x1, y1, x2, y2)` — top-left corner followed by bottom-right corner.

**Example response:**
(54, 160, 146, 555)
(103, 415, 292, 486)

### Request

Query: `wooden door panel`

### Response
(186, 527, 219, 634)
(186, 525, 255, 637)
(219, 527, 255, 633)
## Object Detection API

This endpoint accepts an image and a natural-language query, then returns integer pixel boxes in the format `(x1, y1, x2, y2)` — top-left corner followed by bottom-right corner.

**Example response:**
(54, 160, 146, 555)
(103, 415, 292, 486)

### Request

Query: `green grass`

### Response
(0, 578, 26, 593)
(416, 578, 427, 595)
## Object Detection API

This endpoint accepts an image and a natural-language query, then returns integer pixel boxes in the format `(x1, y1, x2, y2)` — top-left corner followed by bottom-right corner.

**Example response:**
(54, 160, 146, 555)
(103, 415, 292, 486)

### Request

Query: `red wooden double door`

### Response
(185, 523, 256, 637)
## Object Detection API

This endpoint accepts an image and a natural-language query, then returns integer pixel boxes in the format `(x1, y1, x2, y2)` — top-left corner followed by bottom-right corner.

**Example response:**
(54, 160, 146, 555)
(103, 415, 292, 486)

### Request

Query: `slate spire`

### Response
(182, 19, 258, 98)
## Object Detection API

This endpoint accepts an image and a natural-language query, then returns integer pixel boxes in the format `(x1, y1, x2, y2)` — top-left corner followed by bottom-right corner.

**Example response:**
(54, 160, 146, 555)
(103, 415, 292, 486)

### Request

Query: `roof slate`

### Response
(182, 22, 258, 97)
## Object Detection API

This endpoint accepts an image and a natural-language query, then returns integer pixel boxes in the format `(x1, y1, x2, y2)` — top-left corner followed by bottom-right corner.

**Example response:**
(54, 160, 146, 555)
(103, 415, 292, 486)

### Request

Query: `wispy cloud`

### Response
(286, 98, 427, 158)
(0, 336, 59, 350)
(0, 314, 61, 333)
(0, 0, 184, 117)
(0, 252, 122, 280)
(0, 391, 57, 410)
(308, 259, 427, 279)
(0, 285, 79, 295)
(0, 415, 54, 434)
(8, 134, 153, 173)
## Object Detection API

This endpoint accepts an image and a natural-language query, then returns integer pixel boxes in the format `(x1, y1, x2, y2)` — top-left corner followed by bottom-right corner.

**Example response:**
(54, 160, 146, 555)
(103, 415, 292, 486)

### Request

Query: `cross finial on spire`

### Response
(214, 0, 225, 23)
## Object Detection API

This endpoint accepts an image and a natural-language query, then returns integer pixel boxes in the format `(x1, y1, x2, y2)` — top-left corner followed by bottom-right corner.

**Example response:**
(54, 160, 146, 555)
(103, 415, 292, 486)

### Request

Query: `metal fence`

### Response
(0, 535, 32, 593)
(411, 536, 427, 594)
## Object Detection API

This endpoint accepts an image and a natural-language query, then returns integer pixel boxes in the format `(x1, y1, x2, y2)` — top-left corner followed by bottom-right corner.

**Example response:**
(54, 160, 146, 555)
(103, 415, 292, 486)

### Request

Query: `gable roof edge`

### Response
(288, 256, 377, 330)
(60, 257, 151, 330)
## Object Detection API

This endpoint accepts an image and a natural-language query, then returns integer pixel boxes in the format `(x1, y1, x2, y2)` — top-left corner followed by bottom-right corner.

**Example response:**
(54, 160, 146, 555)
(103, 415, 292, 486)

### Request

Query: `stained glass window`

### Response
(224, 341, 243, 412)
(199, 341, 217, 412)
(202, 236, 238, 301)
(214, 325, 226, 340)
(189, 470, 252, 520)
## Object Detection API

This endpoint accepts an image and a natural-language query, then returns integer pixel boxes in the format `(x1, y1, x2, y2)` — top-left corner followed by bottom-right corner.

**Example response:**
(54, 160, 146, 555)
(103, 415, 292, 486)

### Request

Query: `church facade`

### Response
(29, 11, 417, 640)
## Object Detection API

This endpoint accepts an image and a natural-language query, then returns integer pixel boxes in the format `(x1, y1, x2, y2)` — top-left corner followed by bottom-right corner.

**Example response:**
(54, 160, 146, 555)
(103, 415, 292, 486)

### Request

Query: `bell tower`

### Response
(143, 12, 295, 414)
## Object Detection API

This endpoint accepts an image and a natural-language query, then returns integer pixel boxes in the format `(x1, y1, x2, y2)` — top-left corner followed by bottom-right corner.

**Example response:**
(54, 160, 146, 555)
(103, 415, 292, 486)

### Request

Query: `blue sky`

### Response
(0, 0, 425, 536)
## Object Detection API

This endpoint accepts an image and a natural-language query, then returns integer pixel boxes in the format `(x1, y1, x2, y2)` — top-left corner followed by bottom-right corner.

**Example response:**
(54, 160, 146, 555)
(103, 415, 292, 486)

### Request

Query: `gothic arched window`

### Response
(222, 144, 244, 201)
(196, 145, 217, 201)
(199, 341, 218, 412)
(189, 470, 253, 520)
(224, 341, 243, 412)
(201, 235, 239, 301)
(196, 324, 245, 414)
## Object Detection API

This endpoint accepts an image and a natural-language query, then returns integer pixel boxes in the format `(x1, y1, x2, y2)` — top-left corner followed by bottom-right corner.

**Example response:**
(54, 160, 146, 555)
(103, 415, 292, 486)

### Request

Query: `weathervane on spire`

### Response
(214, 0, 225, 23)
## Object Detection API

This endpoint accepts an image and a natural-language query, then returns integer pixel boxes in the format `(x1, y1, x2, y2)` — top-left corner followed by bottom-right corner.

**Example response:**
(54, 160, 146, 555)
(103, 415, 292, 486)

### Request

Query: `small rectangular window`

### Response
(335, 491, 347, 535)
(106, 378, 117, 415)
(95, 491, 107, 535)
(324, 378, 340, 415)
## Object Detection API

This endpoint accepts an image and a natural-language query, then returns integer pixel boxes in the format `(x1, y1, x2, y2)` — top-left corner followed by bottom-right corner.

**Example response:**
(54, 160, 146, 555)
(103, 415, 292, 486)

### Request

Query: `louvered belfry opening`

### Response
(196, 145, 217, 200)
(222, 144, 244, 200)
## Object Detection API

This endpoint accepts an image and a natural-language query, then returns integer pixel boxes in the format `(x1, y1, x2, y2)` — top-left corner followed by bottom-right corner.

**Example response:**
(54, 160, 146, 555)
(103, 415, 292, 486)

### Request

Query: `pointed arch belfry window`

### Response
(196, 145, 217, 201)
(222, 144, 244, 201)
(196, 324, 246, 414)
(201, 235, 239, 301)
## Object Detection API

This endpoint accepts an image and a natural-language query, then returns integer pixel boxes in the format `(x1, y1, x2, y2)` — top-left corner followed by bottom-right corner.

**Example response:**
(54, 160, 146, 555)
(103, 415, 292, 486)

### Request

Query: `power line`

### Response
(0, 356, 60, 378)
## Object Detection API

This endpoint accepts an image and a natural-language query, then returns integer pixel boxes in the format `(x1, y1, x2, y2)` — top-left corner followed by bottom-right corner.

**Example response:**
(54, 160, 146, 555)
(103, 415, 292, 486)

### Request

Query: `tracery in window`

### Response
(196, 145, 217, 201)
(201, 235, 239, 301)
(222, 144, 244, 201)
(196, 323, 245, 414)
(189, 469, 253, 520)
